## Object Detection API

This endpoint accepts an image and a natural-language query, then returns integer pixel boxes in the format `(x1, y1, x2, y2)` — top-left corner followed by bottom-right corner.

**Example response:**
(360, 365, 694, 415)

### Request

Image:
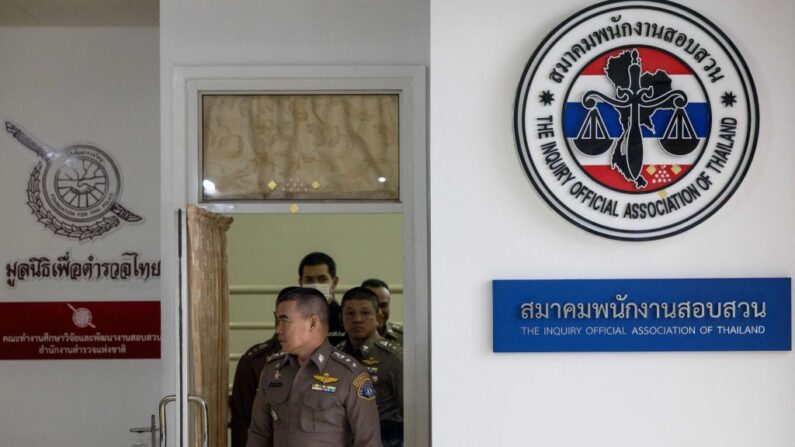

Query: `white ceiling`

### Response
(0, 0, 158, 26)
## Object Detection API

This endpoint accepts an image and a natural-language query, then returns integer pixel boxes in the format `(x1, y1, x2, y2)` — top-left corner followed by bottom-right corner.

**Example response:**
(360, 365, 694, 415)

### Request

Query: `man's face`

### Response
(274, 300, 314, 355)
(299, 264, 339, 297)
(342, 299, 379, 344)
(367, 286, 391, 329)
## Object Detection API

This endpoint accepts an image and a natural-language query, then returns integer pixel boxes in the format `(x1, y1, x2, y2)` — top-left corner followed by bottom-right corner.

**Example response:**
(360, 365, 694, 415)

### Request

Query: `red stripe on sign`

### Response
(580, 47, 693, 76)
(0, 301, 160, 360)
(580, 164, 693, 192)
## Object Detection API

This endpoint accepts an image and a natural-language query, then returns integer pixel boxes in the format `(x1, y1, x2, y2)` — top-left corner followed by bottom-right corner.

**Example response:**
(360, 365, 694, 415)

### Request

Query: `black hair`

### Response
(276, 286, 330, 329)
(341, 286, 379, 313)
(298, 252, 337, 278)
(361, 278, 389, 290)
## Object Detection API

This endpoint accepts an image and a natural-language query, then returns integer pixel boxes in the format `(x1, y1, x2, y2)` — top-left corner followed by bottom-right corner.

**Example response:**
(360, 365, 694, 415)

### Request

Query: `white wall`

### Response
(430, 0, 794, 446)
(0, 26, 161, 447)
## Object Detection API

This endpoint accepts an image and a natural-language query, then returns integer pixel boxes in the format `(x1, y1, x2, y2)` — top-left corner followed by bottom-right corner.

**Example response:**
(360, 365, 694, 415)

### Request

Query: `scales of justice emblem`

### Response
(6, 121, 142, 240)
(566, 46, 708, 192)
(514, 0, 758, 240)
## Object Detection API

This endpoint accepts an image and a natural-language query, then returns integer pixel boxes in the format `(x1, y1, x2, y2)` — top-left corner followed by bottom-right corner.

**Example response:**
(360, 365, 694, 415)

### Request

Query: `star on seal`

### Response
(539, 90, 554, 106)
(721, 91, 737, 107)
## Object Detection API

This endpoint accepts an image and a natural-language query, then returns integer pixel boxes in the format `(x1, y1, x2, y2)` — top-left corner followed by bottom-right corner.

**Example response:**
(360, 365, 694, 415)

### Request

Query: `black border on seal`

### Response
(513, 0, 760, 241)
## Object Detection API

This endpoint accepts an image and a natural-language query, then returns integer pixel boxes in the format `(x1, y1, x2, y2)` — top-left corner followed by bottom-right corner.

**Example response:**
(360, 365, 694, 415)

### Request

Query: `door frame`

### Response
(162, 65, 430, 446)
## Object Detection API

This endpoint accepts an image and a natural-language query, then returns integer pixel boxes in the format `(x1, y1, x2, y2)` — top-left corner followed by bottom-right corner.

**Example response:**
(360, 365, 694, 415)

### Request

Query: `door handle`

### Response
(158, 395, 176, 447)
(157, 394, 209, 447)
(188, 395, 210, 447)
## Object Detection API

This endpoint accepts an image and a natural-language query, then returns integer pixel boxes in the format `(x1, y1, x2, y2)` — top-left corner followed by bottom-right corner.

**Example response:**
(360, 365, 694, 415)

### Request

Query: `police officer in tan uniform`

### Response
(337, 287, 404, 447)
(247, 287, 381, 447)
(361, 279, 403, 344)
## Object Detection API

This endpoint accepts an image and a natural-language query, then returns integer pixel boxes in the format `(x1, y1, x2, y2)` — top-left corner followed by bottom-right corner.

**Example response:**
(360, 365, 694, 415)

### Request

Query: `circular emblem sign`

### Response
(42, 145, 121, 222)
(514, 0, 758, 240)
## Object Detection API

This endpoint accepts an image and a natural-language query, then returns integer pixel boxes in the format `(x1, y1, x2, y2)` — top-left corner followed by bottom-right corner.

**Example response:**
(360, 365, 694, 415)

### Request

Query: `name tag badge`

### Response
(268, 382, 282, 388)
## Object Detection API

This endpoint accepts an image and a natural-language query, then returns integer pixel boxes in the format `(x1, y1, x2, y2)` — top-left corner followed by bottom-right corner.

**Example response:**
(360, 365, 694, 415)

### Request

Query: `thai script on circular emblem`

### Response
(5, 121, 142, 240)
(514, 0, 758, 240)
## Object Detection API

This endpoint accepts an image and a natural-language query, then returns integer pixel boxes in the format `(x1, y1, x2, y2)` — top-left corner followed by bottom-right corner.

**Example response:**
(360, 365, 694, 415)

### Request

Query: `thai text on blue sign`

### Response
(493, 278, 791, 352)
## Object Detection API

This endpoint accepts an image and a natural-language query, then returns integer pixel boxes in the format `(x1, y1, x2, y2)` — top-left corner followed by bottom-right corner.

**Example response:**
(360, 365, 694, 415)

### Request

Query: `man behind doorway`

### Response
(338, 287, 404, 447)
(362, 279, 403, 344)
(246, 287, 381, 447)
(299, 252, 346, 345)
(230, 332, 281, 447)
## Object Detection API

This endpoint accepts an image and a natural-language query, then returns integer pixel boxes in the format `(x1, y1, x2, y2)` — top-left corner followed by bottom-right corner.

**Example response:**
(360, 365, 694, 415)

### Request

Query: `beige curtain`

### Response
(202, 94, 399, 200)
(187, 205, 234, 447)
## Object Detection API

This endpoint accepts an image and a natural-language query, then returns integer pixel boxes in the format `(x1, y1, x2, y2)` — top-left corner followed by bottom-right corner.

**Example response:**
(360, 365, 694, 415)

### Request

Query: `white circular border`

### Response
(42, 145, 121, 223)
(514, 0, 759, 241)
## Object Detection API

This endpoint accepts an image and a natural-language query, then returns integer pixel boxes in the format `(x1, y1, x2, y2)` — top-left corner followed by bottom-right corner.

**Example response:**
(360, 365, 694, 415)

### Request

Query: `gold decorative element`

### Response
(311, 180, 321, 190)
(362, 357, 380, 366)
(671, 165, 682, 175)
(313, 373, 339, 385)
(658, 190, 669, 198)
(646, 165, 657, 175)
(290, 204, 299, 213)
(267, 180, 278, 190)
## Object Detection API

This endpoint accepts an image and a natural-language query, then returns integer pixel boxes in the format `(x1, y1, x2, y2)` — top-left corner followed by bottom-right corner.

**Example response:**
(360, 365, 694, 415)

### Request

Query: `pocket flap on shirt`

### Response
(303, 393, 337, 410)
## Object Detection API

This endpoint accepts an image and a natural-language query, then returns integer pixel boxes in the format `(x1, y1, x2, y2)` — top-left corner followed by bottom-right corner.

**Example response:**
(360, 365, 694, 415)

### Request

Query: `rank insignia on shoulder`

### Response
(311, 383, 337, 393)
(313, 373, 339, 385)
(353, 373, 376, 401)
(266, 352, 287, 363)
(362, 357, 380, 366)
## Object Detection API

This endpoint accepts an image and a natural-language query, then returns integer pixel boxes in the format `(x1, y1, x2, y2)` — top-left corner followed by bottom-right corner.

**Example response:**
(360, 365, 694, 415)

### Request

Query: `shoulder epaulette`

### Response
(265, 351, 287, 363)
(244, 340, 274, 359)
(331, 350, 361, 370)
(376, 339, 403, 354)
(389, 322, 404, 333)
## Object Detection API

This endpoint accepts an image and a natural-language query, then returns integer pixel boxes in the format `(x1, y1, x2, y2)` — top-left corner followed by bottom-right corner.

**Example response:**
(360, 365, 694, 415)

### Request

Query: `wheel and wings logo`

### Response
(5, 121, 142, 240)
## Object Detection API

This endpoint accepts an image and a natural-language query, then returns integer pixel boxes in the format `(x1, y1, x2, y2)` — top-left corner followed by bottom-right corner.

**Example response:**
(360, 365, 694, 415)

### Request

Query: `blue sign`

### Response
(493, 278, 791, 352)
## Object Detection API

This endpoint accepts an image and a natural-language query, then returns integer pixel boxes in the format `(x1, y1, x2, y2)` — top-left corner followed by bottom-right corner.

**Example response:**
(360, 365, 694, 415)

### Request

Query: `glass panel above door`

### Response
(201, 94, 399, 202)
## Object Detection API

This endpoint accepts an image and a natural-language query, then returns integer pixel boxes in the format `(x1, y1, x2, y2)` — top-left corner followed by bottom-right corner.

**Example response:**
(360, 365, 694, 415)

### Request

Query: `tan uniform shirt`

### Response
(246, 340, 382, 447)
(380, 322, 403, 345)
(337, 335, 403, 424)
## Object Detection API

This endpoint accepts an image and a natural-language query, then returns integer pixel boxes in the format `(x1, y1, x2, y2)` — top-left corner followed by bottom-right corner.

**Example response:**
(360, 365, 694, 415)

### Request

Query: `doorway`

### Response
(226, 213, 405, 445)
(164, 65, 429, 446)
